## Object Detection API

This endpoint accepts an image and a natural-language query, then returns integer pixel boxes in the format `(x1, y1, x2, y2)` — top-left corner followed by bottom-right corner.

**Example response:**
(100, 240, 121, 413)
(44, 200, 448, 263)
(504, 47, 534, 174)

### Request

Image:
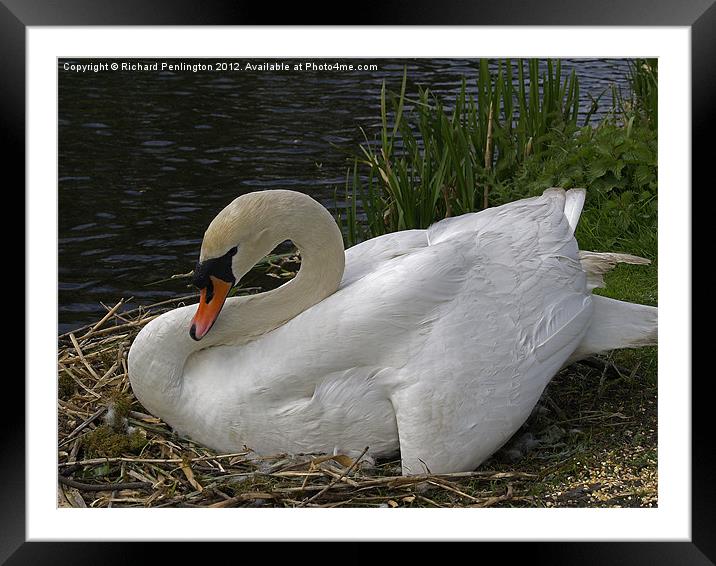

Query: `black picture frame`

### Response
(7, 0, 705, 563)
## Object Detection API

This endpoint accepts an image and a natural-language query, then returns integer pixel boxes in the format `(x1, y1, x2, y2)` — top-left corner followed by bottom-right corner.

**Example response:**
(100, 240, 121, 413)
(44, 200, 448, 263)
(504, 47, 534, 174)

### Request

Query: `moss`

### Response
(81, 392, 147, 458)
(127, 429, 148, 453)
(104, 393, 134, 431)
(111, 393, 132, 419)
(58, 373, 77, 399)
(82, 424, 147, 458)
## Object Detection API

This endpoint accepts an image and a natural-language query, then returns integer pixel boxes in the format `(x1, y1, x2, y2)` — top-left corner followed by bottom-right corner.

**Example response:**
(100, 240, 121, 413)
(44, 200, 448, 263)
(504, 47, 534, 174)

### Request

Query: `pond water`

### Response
(58, 58, 631, 333)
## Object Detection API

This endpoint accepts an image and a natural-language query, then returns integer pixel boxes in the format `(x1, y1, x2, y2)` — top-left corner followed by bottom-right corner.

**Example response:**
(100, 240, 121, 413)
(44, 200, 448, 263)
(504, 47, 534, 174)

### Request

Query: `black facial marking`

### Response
(191, 246, 237, 303)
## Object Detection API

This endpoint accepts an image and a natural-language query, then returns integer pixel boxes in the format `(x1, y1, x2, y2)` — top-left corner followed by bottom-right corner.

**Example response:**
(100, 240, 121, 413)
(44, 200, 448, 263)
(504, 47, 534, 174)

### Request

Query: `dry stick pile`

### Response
(58, 257, 657, 508)
(57, 294, 532, 508)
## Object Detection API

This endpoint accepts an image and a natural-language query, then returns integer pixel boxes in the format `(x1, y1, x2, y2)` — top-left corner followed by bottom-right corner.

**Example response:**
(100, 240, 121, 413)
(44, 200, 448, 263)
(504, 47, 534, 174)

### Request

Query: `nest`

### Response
(58, 257, 657, 509)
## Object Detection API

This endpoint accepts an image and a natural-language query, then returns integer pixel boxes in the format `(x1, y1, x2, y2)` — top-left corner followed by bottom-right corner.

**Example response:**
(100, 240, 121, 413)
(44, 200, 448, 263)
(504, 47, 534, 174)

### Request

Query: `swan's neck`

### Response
(128, 191, 345, 418)
(207, 201, 345, 346)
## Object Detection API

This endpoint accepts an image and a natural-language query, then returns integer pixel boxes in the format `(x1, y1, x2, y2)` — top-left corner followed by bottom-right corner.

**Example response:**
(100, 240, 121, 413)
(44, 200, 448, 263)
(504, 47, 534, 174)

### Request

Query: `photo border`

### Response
(8, 0, 706, 562)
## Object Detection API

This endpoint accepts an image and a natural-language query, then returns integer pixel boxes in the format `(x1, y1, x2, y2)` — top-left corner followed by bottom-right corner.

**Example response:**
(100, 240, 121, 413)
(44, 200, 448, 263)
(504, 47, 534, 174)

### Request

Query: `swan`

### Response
(127, 188, 657, 475)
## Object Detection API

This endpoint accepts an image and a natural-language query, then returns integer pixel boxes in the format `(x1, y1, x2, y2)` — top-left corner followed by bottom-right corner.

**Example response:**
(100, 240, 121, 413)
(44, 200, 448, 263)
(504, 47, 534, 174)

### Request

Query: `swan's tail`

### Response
(578, 251, 651, 291)
(563, 188, 586, 236)
(566, 251, 658, 364)
(546, 188, 657, 363)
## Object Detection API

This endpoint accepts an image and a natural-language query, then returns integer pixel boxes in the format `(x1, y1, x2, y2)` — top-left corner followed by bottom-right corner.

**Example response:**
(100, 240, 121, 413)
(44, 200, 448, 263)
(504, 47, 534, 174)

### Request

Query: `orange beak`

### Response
(190, 275, 232, 341)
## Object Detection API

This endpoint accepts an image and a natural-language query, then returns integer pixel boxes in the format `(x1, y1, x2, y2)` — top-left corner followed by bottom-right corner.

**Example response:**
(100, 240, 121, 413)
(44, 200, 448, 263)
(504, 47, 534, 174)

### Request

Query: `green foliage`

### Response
(336, 60, 585, 245)
(334, 58, 657, 261)
(507, 120, 657, 257)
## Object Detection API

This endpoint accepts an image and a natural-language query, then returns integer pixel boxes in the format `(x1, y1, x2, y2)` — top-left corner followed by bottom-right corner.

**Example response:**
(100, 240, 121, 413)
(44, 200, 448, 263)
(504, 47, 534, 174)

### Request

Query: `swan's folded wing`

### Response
(390, 191, 594, 474)
(185, 240, 472, 456)
(249, 239, 472, 383)
(340, 229, 428, 288)
(192, 189, 594, 471)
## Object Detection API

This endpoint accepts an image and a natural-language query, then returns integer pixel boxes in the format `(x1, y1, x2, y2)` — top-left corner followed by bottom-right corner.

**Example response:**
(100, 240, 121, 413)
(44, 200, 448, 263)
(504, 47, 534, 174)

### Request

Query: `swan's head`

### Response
(189, 192, 284, 341)
(189, 245, 237, 341)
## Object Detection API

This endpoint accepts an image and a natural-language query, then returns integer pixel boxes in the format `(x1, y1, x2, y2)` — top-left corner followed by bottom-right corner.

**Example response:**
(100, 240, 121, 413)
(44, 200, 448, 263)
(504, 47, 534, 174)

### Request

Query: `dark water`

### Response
(58, 58, 631, 333)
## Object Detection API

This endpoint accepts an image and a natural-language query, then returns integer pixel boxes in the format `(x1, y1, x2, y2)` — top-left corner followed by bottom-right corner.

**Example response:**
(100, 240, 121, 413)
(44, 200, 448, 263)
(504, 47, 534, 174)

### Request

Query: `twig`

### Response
(351, 470, 536, 489)
(58, 294, 198, 340)
(209, 492, 277, 508)
(91, 361, 119, 390)
(469, 484, 514, 508)
(80, 299, 125, 339)
(69, 333, 102, 381)
(59, 407, 106, 446)
(74, 315, 161, 339)
(144, 270, 194, 287)
(58, 452, 251, 467)
(416, 494, 443, 507)
(68, 438, 82, 463)
(544, 393, 568, 421)
(428, 478, 482, 503)
(578, 356, 638, 380)
(318, 463, 360, 487)
(57, 363, 101, 399)
(299, 447, 368, 507)
(58, 476, 152, 492)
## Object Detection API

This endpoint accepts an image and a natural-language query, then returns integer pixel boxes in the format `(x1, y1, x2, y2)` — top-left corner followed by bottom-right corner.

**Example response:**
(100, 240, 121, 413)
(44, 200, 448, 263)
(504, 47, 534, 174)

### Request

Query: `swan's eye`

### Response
(191, 247, 237, 291)
(191, 261, 210, 289)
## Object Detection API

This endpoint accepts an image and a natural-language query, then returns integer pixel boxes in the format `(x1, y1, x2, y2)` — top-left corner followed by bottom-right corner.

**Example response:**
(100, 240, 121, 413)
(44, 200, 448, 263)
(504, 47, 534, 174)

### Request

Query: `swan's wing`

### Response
(426, 187, 585, 244)
(341, 229, 427, 288)
(190, 190, 593, 471)
(391, 189, 594, 474)
(243, 237, 469, 388)
(196, 232, 468, 456)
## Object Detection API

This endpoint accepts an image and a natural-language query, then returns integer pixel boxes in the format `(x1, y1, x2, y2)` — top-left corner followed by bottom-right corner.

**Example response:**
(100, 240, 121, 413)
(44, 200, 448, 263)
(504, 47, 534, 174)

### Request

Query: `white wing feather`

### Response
(178, 189, 594, 473)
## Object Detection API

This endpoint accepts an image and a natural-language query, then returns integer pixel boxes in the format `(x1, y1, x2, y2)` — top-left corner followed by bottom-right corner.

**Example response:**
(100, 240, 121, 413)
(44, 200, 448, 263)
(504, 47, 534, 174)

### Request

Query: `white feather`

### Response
(562, 187, 586, 236)
(128, 188, 657, 475)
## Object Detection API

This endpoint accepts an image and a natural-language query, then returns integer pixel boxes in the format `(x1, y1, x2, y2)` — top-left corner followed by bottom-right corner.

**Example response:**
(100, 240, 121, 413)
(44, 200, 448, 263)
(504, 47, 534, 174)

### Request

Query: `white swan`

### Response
(128, 188, 657, 475)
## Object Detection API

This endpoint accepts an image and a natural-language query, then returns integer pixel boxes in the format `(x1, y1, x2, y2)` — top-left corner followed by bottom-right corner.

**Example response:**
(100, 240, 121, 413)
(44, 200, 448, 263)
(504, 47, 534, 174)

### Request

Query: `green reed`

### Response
(628, 58, 658, 128)
(335, 58, 656, 255)
(335, 59, 584, 245)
